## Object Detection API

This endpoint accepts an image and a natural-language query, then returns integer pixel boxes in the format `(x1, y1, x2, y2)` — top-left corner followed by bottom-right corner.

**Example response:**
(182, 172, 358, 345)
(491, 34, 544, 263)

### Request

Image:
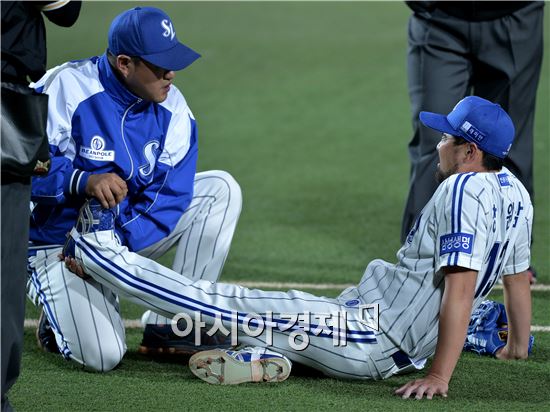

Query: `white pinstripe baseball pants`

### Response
(72, 233, 425, 380)
(27, 170, 242, 371)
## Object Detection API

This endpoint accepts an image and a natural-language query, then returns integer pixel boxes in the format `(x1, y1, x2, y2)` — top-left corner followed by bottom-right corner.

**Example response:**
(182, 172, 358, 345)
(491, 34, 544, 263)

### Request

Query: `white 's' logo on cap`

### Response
(161, 19, 175, 40)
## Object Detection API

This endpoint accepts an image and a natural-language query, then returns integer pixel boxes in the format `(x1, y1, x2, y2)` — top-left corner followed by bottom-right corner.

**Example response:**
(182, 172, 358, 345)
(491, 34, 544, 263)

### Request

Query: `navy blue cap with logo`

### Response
(108, 7, 201, 71)
(419, 96, 515, 159)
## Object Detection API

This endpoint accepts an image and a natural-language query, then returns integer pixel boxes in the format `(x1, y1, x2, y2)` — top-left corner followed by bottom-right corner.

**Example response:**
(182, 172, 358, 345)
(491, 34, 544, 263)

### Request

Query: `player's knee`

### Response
(84, 352, 124, 373)
(208, 170, 242, 206)
(80, 343, 126, 372)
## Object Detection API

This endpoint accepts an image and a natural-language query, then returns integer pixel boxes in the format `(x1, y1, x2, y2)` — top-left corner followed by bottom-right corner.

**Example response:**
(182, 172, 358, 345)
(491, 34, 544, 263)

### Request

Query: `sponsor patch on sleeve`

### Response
(440, 233, 474, 256)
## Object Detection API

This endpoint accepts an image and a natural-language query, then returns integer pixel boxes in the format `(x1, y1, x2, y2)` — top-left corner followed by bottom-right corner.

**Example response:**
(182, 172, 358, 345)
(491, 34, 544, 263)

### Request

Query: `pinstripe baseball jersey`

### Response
(357, 167, 532, 359)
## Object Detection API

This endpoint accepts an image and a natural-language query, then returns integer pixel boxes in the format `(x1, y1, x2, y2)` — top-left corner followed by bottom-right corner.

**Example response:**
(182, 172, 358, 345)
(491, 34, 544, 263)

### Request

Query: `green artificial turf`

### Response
(11, 329, 550, 411)
(9, 2, 549, 411)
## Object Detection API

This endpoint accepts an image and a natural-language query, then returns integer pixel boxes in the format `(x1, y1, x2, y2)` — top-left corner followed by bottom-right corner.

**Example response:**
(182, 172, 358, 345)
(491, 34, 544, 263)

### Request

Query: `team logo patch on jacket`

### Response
(80, 136, 115, 161)
(139, 141, 161, 178)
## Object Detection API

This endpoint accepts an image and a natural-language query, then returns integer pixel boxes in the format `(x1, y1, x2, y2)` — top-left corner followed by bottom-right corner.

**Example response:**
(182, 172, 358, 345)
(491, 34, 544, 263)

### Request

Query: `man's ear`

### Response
(464, 142, 481, 163)
(116, 55, 133, 78)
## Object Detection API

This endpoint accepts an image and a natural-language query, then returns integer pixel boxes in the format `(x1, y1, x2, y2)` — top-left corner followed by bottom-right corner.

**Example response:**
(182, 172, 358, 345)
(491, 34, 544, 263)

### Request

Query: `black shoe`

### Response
(36, 310, 59, 353)
(138, 324, 232, 356)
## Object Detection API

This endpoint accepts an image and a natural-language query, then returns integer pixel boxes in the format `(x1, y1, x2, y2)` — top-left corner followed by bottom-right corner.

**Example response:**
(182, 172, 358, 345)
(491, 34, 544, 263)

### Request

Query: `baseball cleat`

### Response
(189, 346, 292, 385)
(138, 324, 232, 356)
(36, 310, 59, 353)
(63, 198, 117, 258)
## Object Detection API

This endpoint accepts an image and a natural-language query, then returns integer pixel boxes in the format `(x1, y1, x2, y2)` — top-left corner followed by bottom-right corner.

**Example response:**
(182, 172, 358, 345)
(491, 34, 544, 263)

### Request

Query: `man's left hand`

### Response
(394, 374, 449, 400)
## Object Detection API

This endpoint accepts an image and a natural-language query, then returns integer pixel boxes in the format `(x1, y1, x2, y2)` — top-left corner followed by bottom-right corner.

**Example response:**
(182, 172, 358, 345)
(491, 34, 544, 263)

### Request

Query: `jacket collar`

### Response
(97, 53, 148, 110)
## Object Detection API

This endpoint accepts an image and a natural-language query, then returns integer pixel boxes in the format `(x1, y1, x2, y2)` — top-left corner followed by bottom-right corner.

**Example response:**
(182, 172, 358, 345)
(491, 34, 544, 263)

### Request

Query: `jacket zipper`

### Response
(120, 98, 141, 180)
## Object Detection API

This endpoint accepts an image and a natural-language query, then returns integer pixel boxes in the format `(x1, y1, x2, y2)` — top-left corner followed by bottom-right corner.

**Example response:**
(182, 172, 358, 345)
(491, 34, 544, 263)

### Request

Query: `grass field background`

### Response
(10, 1, 550, 410)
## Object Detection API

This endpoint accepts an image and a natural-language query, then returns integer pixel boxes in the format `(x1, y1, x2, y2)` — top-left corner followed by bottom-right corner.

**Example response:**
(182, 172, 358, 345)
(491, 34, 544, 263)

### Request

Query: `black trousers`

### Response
(401, 2, 544, 241)
(1, 80, 48, 411)
(1, 177, 31, 412)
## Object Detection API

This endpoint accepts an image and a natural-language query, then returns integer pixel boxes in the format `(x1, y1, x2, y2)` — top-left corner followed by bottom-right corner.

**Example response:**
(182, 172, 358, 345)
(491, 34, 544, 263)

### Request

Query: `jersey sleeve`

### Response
(30, 67, 91, 205)
(435, 173, 489, 273)
(502, 199, 533, 275)
(40, 0, 82, 27)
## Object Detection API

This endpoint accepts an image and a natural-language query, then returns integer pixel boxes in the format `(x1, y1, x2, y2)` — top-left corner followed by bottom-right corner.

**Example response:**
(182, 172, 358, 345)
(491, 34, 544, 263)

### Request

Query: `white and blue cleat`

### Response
(63, 198, 117, 258)
(189, 346, 292, 385)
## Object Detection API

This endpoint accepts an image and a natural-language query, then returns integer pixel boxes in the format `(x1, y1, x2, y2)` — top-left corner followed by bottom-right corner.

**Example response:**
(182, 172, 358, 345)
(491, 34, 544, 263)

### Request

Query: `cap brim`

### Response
(419, 111, 458, 136)
(141, 42, 201, 71)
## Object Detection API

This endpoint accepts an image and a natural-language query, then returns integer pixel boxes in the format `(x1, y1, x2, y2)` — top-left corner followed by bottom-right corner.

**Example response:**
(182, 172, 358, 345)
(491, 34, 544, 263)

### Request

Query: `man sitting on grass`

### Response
(64, 96, 533, 399)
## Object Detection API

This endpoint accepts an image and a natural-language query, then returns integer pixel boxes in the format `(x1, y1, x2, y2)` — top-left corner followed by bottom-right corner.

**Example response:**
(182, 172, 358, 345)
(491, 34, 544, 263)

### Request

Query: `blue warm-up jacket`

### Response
(29, 53, 198, 252)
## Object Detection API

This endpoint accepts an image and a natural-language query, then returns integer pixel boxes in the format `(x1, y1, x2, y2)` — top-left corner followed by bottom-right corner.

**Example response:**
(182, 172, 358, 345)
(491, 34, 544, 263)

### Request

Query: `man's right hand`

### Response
(85, 173, 128, 208)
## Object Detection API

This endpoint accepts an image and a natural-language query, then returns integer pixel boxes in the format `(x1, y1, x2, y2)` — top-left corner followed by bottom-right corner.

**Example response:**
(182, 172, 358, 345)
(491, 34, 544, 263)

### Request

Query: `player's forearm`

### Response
(428, 270, 477, 383)
(500, 271, 532, 358)
(428, 297, 471, 382)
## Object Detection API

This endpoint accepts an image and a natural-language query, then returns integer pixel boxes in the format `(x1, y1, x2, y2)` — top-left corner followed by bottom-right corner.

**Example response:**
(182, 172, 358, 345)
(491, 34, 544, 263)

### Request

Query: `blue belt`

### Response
(27, 244, 63, 257)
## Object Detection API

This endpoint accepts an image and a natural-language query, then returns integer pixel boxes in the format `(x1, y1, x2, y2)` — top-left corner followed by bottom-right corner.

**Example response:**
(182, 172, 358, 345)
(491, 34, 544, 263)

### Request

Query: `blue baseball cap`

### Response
(419, 96, 515, 159)
(108, 7, 200, 71)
